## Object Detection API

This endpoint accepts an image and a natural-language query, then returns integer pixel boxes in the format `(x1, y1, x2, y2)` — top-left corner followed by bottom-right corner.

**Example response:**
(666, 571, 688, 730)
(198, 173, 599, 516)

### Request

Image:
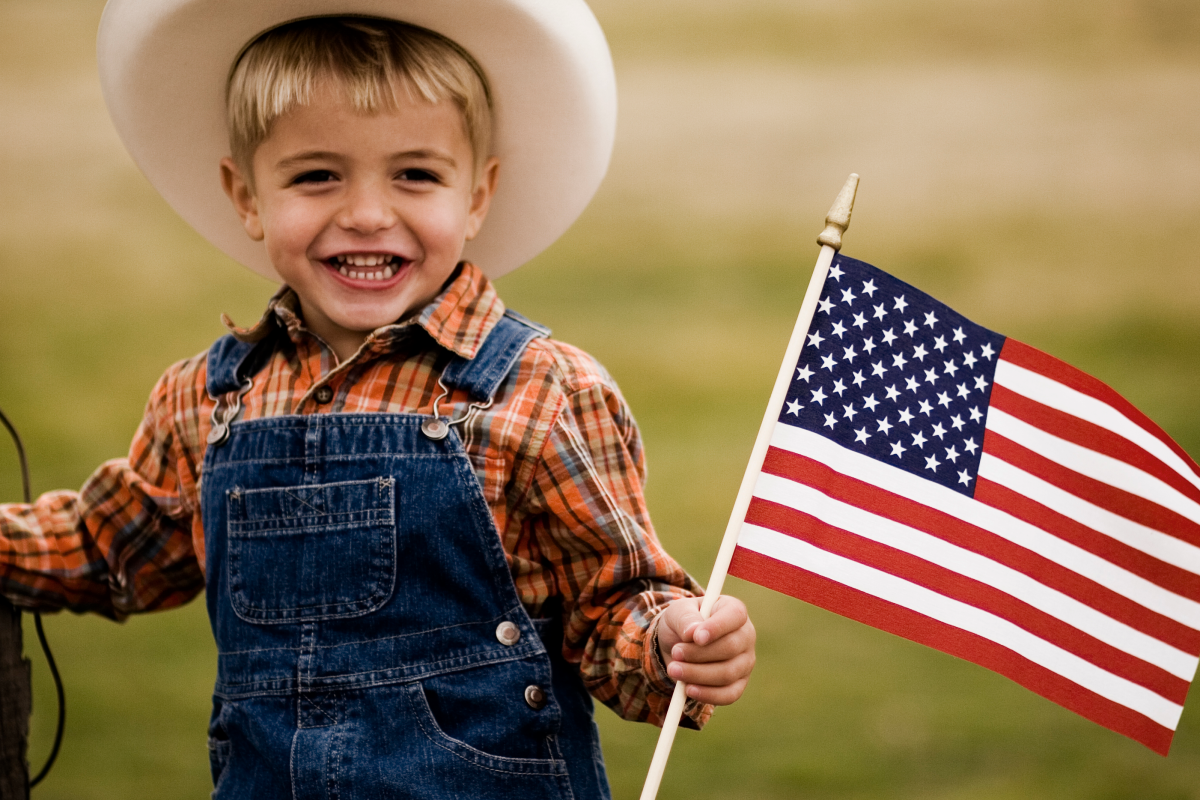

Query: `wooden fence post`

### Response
(0, 599, 30, 798)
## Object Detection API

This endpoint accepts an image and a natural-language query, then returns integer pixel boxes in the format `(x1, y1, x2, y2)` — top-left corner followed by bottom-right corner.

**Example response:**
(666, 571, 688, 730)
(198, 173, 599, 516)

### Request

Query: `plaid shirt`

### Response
(0, 262, 710, 728)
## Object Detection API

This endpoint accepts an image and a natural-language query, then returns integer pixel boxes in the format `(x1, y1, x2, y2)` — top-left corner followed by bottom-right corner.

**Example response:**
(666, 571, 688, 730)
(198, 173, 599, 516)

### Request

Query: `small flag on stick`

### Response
(730, 253, 1200, 755)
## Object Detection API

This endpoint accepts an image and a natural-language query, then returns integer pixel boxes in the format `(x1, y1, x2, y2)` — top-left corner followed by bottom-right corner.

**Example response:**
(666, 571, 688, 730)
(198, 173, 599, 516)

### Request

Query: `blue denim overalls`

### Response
(200, 310, 611, 799)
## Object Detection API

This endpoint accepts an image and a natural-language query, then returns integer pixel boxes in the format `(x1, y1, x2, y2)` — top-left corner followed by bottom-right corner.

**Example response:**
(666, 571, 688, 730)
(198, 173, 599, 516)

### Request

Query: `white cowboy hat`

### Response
(97, 0, 616, 281)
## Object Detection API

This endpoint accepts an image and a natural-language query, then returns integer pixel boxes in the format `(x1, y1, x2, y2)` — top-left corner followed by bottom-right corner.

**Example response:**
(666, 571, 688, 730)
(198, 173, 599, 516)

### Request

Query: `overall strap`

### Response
(440, 309, 550, 401)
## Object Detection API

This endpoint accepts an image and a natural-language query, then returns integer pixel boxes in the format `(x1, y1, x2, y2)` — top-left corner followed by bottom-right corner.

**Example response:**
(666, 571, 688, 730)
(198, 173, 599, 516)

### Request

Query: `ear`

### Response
(220, 157, 264, 241)
(464, 156, 500, 242)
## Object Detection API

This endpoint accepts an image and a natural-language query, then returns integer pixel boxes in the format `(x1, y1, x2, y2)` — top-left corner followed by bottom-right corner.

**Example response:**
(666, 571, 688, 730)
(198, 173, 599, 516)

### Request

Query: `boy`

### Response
(1, 2, 755, 796)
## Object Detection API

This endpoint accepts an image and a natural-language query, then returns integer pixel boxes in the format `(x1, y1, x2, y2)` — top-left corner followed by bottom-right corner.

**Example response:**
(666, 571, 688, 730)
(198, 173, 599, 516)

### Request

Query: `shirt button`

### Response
(313, 385, 334, 404)
(524, 685, 546, 711)
(496, 621, 521, 646)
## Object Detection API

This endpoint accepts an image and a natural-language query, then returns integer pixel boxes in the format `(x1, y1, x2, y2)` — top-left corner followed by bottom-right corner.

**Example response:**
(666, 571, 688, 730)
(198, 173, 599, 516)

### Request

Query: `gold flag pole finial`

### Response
(816, 173, 860, 251)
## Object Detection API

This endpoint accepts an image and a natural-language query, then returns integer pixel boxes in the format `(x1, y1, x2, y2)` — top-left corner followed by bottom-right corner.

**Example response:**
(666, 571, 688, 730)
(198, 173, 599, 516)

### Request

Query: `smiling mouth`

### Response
(330, 253, 404, 281)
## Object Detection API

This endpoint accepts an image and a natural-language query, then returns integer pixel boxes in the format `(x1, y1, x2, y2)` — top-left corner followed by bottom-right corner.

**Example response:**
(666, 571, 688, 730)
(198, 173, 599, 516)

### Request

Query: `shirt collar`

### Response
(223, 261, 506, 361)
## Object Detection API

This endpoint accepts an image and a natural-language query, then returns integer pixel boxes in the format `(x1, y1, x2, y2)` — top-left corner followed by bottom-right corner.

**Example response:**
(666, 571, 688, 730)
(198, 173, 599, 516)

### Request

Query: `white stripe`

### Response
(994, 360, 1200, 494)
(738, 523, 1184, 730)
(752, 472, 1198, 679)
(988, 408, 1200, 527)
(979, 455, 1200, 578)
(768, 423, 1200, 629)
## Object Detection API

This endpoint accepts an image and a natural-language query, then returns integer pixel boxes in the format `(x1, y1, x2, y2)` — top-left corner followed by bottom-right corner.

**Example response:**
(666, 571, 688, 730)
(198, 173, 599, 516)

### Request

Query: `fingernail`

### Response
(694, 628, 710, 645)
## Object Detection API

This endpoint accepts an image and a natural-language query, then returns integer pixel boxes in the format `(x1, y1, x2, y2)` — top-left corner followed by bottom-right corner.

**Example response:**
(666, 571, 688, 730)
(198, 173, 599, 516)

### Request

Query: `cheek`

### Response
(261, 202, 324, 257)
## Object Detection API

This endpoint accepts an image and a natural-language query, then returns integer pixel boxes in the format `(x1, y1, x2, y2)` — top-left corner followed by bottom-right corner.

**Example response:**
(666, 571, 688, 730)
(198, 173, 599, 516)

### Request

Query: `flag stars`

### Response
(956, 383, 970, 399)
(873, 303, 887, 321)
(933, 335, 948, 353)
(852, 371, 867, 388)
(969, 406, 983, 423)
(863, 393, 880, 412)
(905, 376, 921, 393)
(912, 344, 929, 362)
(843, 404, 858, 421)
(943, 359, 958, 377)
(832, 379, 847, 397)
(894, 295, 909, 313)
(945, 445, 960, 463)
(924, 368, 939, 385)
(937, 391, 951, 408)
(871, 361, 887, 378)
(841, 287, 857, 305)
(924, 311, 939, 329)
(950, 414, 965, 431)
(829, 264, 844, 281)
(818, 297, 834, 315)
(853, 312, 868, 329)
(892, 352, 909, 370)
(958, 469, 972, 486)
(932, 422, 947, 440)
(821, 354, 837, 371)
(903, 320, 918, 336)
(890, 441, 907, 458)
(882, 328, 898, 346)
(824, 413, 838, 429)
(925, 454, 941, 472)
(808, 330, 826, 349)
(898, 408, 915, 425)
(981, 343, 996, 360)
(877, 416, 893, 435)
(786, 399, 802, 416)
(843, 346, 858, 363)
(885, 385, 901, 401)
(975, 375, 989, 392)
(963, 438, 979, 455)
(953, 327, 966, 345)
(918, 399, 934, 416)
(963, 352, 978, 369)
(912, 431, 928, 449)
(862, 337, 877, 355)
(862, 279, 878, 297)
(830, 321, 847, 339)
(796, 365, 814, 382)
(811, 387, 828, 405)
(854, 427, 871, 444)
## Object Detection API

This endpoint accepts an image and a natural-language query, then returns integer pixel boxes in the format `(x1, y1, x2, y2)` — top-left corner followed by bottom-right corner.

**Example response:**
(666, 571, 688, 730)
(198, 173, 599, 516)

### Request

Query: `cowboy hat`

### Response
(97, 0, 617, 281)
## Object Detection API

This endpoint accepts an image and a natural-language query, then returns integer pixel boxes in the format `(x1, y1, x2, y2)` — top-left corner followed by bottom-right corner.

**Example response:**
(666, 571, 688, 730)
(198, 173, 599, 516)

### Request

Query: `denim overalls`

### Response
(200, 310, 611, 799)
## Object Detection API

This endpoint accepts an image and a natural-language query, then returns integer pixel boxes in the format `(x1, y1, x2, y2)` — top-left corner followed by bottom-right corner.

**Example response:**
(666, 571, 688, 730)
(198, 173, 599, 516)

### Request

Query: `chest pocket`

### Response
(226, 477, 397, 623)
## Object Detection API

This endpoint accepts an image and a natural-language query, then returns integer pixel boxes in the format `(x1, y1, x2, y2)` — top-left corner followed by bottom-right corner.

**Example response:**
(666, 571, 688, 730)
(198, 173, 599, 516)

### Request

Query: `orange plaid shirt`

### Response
(0, 263, 710, 727)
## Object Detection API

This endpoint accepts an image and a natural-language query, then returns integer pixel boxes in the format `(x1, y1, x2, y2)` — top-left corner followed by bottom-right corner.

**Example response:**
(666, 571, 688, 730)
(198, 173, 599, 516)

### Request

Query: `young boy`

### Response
(1, 2, 755, 796)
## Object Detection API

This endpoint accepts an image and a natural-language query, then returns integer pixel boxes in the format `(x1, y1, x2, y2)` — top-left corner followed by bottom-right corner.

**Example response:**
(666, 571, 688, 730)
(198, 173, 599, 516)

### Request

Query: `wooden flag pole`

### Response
(638, 173, 859, 800)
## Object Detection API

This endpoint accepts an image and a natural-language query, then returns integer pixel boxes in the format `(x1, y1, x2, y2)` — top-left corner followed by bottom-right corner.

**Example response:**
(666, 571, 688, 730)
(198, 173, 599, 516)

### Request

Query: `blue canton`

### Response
(780, 254, 1007, 496)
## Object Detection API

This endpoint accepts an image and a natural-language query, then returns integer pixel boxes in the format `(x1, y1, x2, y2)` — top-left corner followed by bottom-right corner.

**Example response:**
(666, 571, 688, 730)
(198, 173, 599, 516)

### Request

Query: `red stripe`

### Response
(745, 497, 1189, 703)
(983, 430, 1200, 549)
(989, 383, 1200, 508)
(728, 546, 1177, 755)
(760, 446, 1200, 653)
(999, 339, 1200, 482)
(975, 478, 1200, 607)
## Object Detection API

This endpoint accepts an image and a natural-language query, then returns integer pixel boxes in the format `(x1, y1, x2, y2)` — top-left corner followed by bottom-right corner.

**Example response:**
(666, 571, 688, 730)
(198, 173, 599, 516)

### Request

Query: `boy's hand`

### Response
(656, 595, 755, 705)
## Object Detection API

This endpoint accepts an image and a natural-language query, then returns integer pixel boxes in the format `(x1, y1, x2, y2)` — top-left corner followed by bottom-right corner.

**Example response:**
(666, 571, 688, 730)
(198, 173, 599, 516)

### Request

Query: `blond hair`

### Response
(226, 17, 493, 179)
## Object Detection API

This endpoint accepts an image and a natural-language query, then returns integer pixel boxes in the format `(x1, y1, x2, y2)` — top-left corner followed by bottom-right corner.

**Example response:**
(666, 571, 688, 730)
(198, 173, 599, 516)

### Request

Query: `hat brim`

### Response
(97, 0, 616, 281)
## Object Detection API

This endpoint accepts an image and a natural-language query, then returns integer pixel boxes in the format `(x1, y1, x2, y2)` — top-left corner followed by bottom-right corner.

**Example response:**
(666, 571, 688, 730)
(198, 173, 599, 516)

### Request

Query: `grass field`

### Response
(2, 0, 1200, 796)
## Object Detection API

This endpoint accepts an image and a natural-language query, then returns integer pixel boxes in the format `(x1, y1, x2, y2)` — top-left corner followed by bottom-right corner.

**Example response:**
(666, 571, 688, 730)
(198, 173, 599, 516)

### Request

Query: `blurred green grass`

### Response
(2, 0, 1200, 797)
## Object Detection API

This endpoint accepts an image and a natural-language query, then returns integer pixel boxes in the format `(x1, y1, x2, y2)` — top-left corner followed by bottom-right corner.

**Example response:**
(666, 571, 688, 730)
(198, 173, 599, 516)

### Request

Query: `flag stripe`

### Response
(974, 478, 1200, 609)
(979, 452, 1200, 578)
(745, 496, 1191, 700)
(728, 545, 1176, 755)
(986, 409, 1200, 533)
(989, 384, 1200, 508)
(753, 467, 1197, 679)
(995, 342, 1200, 492)
(733, 523, 1185, 730)
(771, 422, 1200, 629)
(760, 446, 1200, 653)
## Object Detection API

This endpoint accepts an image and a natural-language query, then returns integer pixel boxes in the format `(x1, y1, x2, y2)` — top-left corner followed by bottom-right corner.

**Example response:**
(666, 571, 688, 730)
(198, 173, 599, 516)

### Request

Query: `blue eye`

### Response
(399, 168, 439, 183)
(294, 170, 337, 184)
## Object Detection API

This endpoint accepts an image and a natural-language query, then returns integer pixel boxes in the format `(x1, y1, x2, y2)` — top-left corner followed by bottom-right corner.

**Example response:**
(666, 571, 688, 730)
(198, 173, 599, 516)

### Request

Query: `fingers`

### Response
(666, 650, 756, 705)
(656, 595, 757, 706)
(688, 596, 750, 646)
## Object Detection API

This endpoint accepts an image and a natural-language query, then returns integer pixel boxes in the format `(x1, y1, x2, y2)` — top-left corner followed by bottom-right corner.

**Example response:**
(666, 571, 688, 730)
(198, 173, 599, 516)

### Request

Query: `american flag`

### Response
(728, 253, 1200, 754)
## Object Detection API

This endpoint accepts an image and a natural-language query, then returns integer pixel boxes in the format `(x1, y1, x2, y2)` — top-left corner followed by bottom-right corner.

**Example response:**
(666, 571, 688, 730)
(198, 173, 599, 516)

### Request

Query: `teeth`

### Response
(332, 255, 400, 280)
(383, 265, 395, 279)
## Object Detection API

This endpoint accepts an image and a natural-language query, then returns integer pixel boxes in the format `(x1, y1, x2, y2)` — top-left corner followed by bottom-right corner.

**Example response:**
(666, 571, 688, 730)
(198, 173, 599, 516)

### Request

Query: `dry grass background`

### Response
(2, 0, 1200, 797)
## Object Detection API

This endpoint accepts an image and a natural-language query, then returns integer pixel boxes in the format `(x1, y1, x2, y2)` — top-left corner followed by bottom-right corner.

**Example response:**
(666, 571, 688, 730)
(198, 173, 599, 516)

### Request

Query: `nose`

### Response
(336, 181, 397, 234)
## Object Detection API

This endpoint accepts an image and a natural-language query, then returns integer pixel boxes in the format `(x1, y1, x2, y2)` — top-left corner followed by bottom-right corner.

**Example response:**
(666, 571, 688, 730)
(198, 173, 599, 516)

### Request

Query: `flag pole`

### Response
(638, 173, 859, 800)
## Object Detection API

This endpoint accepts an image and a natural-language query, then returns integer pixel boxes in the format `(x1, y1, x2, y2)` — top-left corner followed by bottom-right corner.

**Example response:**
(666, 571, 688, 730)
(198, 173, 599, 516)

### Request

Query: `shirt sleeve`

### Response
(520, 370, 713, 729)
(0, 366, 204, 619)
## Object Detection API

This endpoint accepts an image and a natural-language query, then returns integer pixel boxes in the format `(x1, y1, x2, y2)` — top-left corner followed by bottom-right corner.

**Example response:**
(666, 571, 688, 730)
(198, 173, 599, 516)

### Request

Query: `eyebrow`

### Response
(273, 149, 459, 172)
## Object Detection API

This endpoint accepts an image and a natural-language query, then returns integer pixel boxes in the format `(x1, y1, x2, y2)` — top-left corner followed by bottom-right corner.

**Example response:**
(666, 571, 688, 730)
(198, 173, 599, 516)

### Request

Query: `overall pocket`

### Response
(226, 477, 397, 623)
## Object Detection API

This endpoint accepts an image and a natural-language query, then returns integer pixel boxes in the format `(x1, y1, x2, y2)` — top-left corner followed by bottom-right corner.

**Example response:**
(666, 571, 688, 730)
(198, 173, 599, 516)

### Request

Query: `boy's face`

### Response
(221, 82, 498, 359)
